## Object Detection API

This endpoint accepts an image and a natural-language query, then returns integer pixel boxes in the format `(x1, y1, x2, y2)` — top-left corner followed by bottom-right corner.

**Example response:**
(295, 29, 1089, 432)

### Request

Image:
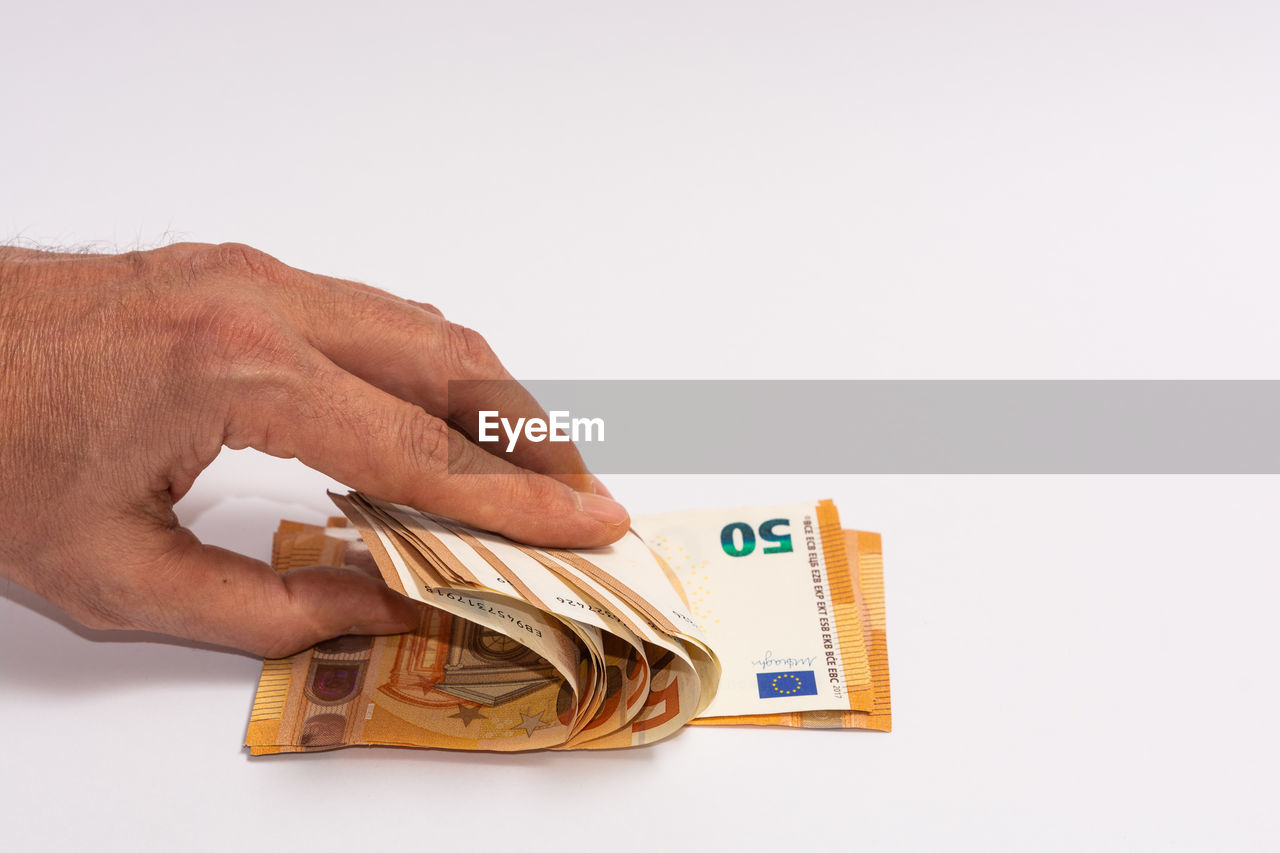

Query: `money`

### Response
(246, 496, 891, 754)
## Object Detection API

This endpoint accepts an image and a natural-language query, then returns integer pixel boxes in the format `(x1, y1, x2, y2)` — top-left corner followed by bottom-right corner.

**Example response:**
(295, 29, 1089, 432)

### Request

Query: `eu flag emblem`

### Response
(756, 670, 818, 699)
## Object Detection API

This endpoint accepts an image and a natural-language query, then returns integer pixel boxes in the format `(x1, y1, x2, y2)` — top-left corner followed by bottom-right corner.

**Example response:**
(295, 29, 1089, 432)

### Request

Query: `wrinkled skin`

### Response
(0, 243, 628, 657)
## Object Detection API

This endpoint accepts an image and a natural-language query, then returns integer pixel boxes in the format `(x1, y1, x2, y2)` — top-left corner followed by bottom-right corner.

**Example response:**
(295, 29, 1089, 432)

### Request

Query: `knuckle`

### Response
(188, 242, 290, 283)
(444, 322, 500, 376)
(397, 408, 454, 473)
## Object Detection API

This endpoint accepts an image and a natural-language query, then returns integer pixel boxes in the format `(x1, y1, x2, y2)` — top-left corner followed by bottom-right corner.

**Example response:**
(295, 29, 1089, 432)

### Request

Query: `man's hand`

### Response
(0, 243, 628, 657)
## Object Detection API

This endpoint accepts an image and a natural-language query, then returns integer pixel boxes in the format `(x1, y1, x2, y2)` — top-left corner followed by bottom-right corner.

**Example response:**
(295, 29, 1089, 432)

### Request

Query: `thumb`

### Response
(146, 535, 422, 658)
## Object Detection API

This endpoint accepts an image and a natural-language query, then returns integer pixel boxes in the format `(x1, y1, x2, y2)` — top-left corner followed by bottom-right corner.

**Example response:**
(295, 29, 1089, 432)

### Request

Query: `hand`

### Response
(0, 243, 628, 657)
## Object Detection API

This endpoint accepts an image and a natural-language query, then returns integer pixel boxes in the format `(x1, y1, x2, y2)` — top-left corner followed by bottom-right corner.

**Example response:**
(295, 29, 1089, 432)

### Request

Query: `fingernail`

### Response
(577, 491, 629, 527)
(590, 475, 615, 499)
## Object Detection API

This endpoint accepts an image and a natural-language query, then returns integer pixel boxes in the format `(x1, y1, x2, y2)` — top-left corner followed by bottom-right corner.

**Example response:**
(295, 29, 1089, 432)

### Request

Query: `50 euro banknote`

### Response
(245, 496, 890, 754)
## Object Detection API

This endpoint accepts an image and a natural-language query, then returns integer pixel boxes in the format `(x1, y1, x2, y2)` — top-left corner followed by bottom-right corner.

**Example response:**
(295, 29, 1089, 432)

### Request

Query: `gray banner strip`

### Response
(448, 380, 1280, 474)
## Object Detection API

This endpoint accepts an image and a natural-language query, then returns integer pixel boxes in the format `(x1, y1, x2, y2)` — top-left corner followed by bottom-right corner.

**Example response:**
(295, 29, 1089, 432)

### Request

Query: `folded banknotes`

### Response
(246, 495, 890, 753)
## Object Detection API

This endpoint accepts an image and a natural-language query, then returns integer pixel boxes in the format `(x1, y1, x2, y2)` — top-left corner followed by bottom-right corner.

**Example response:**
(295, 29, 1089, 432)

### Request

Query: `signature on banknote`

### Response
(751, 651, 819, 671)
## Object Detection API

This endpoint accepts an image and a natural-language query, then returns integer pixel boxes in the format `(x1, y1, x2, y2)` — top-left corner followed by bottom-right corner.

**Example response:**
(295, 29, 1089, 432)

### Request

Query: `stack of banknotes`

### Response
(246, 494, 890, 753)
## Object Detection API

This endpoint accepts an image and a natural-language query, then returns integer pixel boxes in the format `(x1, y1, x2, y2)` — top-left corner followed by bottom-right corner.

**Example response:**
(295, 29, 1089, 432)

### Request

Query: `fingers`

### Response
(115, 533, 422, 658)
(233, 351, 629, 548)
(269, 266, 598, 493)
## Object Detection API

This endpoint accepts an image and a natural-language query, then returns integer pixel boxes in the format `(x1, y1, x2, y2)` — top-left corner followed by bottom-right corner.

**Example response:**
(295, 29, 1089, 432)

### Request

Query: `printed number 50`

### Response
(720, 519, 793, 557)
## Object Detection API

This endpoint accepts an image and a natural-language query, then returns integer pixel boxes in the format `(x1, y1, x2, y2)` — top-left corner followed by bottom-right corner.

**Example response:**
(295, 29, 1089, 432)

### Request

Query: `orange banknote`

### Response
(246, 497, 889, 754)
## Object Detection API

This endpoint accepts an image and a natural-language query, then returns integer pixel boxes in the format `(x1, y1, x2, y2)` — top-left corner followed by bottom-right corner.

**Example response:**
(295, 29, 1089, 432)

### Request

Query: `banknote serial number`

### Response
(555, 596, 621, 623)
(431, 590, 544, 638)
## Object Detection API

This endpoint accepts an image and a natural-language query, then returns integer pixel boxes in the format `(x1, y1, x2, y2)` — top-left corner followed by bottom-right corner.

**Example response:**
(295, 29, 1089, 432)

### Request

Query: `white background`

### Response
(2, 2, 1278, 850)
